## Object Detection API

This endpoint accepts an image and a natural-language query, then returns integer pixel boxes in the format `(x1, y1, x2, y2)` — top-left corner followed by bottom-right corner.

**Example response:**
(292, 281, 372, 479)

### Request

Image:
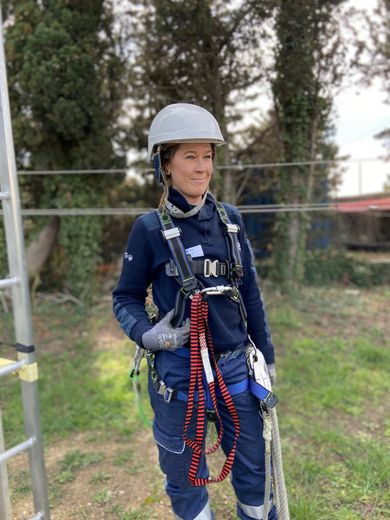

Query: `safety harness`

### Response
(157, 198, 247, 328)
(145, 199, 277, 487)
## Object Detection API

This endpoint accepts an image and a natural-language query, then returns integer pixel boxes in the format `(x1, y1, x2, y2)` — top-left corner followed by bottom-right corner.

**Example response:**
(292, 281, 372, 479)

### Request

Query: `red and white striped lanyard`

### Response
(183, 292, 240, 486)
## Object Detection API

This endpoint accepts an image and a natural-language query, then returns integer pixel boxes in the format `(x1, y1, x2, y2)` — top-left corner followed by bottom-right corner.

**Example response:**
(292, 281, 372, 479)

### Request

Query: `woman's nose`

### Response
(195, 158, 206, 171)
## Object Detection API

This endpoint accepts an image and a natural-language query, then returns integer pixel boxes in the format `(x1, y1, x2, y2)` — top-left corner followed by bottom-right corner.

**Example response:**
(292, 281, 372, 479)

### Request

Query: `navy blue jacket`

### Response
(112, 189, 275, 364)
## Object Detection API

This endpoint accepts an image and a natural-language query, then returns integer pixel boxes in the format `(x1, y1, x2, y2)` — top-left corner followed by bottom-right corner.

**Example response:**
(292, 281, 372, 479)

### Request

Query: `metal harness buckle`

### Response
(156, 380, 175, 403)
(204, 259, 218, 277)
(263, 392, 278, 408)
(163, 387, 174, 403)
(226, 223, 239, 233)
(162, 227, 181, 240)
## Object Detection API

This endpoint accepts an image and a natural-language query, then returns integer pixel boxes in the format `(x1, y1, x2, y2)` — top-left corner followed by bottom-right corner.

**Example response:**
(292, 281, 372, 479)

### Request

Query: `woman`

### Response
(113, 103, 277, 520)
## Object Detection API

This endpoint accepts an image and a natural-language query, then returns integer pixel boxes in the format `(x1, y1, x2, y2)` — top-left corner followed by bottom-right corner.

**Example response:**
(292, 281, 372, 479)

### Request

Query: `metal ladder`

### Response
(0, 11, 50, 520)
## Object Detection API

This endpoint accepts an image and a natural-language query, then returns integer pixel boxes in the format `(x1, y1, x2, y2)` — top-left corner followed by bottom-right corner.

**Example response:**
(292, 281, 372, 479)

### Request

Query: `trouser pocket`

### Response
(153, 419, 189, 485)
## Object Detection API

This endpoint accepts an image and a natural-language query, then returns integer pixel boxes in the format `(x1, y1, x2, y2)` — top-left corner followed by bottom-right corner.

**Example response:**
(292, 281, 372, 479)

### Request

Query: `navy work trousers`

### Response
(148, 349, 278, 520)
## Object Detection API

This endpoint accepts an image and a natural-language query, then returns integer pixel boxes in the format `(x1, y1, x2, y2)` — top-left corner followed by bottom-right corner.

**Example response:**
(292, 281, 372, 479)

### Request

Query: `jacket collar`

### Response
(167, 188, 216, 221)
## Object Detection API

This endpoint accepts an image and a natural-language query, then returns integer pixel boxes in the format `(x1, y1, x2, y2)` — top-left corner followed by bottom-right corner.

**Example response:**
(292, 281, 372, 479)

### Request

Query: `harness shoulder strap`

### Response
(215, 202, 248, 323)
(156, 201, 247, 326)
(216, 202, 244, 280)
(156, 209, 198, 292)
(156, 210, 199, 326)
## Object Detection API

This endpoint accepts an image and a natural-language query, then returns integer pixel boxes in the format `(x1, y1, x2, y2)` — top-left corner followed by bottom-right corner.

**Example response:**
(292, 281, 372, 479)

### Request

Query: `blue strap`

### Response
(165, 350, 278, 407)
(175, 378, 248, 402)
(222, 379, 249, 396)
(249, 379, 278, 408)
(153, 150, 163, 183)
(249, 378, 271, 401)
(176, 381, 248, 404)
(176, 377, 277, 408)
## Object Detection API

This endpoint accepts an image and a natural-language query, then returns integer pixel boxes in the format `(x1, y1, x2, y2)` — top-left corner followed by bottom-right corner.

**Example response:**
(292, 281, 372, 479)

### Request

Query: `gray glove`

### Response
(267, 363, 276, 386)
(141, 309, 190, 351)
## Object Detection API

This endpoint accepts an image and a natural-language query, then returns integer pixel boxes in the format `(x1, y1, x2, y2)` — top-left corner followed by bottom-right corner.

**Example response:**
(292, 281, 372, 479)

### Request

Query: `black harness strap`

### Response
(165, 258, 228, 278)
(158, 211, 198, 292)
(216, 202, 244, 280)
(156, 200, 247, 327)
(157, 210, 200, 327)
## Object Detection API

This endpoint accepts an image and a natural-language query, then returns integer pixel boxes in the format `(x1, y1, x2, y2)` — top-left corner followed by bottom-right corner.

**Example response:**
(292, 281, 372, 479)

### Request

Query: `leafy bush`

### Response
(304, 248, 390, 286)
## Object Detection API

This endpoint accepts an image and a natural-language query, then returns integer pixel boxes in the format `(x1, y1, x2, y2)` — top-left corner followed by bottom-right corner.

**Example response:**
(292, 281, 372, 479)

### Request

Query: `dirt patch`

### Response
(8, 429, 239, 519)
(8, 430, 172, 519)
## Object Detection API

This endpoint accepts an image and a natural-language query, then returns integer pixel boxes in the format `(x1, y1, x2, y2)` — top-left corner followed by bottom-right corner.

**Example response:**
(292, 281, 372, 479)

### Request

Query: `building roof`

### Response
(333, 193, 390, 213)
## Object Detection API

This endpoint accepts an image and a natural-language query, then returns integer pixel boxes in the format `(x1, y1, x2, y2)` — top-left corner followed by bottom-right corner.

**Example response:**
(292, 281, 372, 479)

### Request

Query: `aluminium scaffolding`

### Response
(0, 11, 50, 520)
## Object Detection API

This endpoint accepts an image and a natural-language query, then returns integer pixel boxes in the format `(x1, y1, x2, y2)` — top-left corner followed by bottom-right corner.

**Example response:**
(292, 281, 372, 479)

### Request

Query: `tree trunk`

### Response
(285, 168, 307, 287)
(222, 144, 235, 204)
(26, 217, 59, 277)
(306, 117, 318, 203)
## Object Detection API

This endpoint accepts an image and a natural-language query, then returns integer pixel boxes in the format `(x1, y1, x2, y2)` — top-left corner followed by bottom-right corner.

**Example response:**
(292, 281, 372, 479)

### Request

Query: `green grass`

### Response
(0, 306, 150, 445)
(90, 471, 111, 484)
(1, 286, 389, 518)
(266, 286, 390, 519)
(9, 469, 31, 499)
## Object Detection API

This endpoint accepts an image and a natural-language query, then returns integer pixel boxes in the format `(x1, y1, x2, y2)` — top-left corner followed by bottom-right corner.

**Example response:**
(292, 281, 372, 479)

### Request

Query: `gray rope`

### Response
(270, 408, 290, 519)
(262, 410, 273, 519)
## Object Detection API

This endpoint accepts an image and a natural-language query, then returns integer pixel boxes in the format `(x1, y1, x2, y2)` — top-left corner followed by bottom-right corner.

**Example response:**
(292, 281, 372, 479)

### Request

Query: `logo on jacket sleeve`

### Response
(124, 251, 133, 262)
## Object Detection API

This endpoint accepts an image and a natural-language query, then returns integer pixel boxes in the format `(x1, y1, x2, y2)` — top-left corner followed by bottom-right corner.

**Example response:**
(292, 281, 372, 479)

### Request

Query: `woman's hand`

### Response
(142, 309, 190, 351)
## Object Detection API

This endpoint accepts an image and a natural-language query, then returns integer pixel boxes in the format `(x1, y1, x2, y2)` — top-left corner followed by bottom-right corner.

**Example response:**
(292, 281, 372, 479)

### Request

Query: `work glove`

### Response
(141, 309, 190, 351)
(267, 363, 276, 386)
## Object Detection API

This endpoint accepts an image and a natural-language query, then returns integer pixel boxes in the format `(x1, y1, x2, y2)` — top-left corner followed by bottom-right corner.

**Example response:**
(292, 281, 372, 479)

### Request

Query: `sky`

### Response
(334, 80, 390, 197)
(331, 0, 389, 197)
(230, 0, 390, 198)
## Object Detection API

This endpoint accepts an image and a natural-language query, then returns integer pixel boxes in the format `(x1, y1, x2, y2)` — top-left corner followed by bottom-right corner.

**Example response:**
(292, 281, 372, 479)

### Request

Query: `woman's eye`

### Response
(185, 155, 195, 160)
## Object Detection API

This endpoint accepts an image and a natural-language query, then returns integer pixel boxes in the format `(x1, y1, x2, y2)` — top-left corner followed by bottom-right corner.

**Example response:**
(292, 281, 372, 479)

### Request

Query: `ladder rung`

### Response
(0, 190, 10, 200)
(0, 276, 20, 289)
(0, 437, 36, 465)
(0, 358, 28, 379)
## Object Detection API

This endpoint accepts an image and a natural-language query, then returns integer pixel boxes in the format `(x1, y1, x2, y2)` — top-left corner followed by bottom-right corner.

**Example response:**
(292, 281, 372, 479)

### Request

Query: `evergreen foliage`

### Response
(271, 0, 348, 290)
(2, 0, 127, 297)
(1, 1, 381, 294)
(128, 0, 274, 202)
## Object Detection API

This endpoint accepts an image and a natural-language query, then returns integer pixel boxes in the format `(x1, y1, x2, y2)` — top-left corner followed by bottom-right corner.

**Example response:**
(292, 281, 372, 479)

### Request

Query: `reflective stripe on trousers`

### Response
(175, 501, 213, 520)
(238, 499, 273, 519)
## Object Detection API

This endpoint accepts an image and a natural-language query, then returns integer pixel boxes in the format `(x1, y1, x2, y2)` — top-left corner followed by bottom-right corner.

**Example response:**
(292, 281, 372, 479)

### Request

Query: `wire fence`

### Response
(1, 159, 389, 291)
(1, 157, 388, 216)
(1, 159, 389, 259)
(2, 204, 387, 217)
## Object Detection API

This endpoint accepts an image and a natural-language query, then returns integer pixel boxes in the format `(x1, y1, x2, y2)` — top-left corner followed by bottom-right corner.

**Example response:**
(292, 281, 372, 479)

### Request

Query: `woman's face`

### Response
(167, 143, 213, 205)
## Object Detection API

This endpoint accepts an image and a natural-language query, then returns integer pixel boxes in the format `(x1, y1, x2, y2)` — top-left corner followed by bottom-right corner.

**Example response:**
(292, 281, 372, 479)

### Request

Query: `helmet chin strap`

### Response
(153, 145, 163, 183)
(163, 189, 208, 219)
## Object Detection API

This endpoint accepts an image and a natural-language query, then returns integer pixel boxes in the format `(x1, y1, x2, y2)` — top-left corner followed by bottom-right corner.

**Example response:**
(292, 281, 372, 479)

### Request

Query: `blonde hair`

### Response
(158, 144, 179, 209)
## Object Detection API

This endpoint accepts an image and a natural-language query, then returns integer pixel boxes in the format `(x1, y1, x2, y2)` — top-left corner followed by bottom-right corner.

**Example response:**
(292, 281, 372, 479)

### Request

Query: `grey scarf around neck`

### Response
(163, 190, 208, 219)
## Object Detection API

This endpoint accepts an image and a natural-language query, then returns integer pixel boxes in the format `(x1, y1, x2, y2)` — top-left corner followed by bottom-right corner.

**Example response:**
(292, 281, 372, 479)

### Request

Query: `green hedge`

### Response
(256, 249, 390, 287)
(304, 249, 390, 287)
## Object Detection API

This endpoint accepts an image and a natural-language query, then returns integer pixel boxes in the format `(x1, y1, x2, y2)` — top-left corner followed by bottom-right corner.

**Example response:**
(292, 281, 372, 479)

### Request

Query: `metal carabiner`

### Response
(200, 285, 233, 297)
(130, 345, 145, 378)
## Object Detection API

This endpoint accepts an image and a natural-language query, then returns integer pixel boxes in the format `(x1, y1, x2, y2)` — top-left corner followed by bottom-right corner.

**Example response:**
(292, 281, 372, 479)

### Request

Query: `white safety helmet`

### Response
(148, 103, 225, 182)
